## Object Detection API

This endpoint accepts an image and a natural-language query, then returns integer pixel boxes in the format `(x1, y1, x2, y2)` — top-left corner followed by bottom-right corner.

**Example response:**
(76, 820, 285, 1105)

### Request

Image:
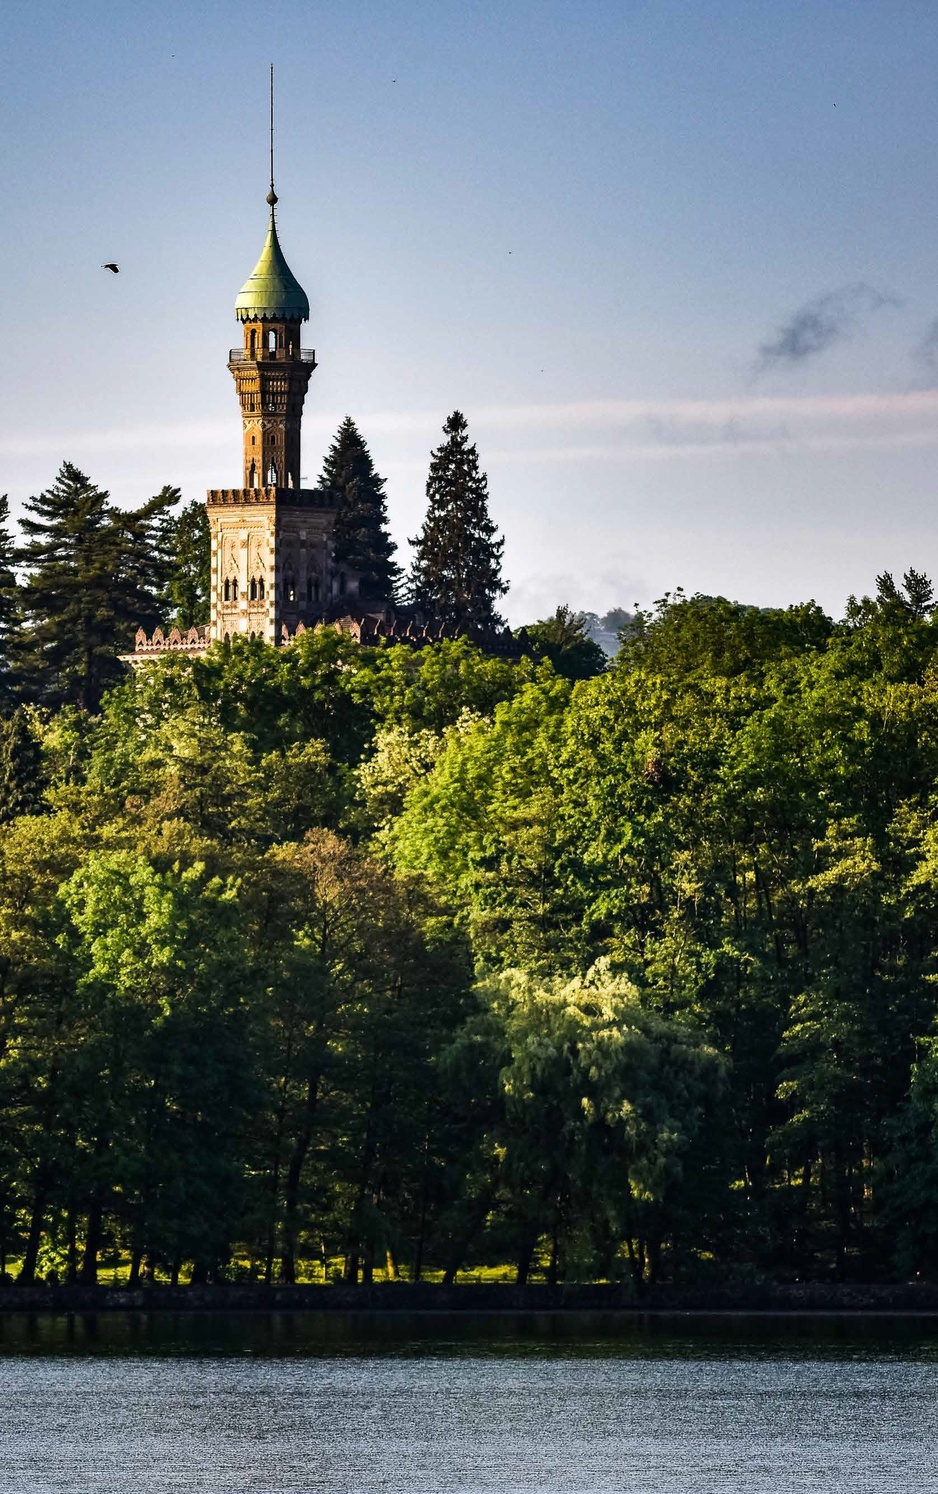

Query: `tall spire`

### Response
(267, 63, 277, 208)
(234, 64, 309, 322)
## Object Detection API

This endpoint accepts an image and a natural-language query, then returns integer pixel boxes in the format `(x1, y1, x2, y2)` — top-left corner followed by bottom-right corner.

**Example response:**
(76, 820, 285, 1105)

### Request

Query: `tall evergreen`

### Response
(0, 497, 21, 706)
(163, 500, 211, 628)
(0, 707, 44, 822)
(409, 411, 507, 631)
(17, 463, 178, 711)
(319, 418, 400, 604)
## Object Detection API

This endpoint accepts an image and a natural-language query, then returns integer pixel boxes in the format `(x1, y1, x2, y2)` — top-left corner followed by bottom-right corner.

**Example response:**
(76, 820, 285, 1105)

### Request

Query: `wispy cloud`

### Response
(754, 284, 900, 375)
(6, 392, 938, 472)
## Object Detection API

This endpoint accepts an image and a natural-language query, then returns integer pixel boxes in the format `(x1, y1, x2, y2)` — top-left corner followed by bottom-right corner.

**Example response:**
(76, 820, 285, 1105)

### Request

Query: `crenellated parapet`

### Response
(125, 613, 525, 665)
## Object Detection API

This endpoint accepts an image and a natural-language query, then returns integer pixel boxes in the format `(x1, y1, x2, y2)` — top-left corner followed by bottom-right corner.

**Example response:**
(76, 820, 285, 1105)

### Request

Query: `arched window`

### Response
(249, 577, 258, 601)
(249, 461, 257, 488)
(286, 577, 296, 602)
(232, 578, 239, 601)
(267, 329, 277, 353)
(223, 578, 230, 602)
(258, 577, 265, 600)
(267, 461, 278, 485)
(249, 328, 257, 356)
(306, 578, 314, 603)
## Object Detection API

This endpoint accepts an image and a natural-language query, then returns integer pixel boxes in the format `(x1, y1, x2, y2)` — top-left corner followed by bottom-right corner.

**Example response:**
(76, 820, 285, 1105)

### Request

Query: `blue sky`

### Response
(4, 0, 938, 621)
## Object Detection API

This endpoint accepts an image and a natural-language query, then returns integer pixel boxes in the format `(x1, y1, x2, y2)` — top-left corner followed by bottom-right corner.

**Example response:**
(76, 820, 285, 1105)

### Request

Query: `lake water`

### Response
(1, 1312, 937, 1492)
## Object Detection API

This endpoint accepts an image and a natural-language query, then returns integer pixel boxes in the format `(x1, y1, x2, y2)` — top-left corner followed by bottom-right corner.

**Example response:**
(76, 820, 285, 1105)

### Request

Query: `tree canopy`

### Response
(3, 461, 938, 1291)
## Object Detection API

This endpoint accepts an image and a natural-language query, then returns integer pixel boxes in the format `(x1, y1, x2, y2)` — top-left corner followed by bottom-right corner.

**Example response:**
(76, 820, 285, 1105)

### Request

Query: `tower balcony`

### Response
(229, 347, 317, 365)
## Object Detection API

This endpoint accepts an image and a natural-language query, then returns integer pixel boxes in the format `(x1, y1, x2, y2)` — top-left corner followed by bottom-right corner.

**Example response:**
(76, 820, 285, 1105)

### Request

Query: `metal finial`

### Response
(267, 64, 277, 205)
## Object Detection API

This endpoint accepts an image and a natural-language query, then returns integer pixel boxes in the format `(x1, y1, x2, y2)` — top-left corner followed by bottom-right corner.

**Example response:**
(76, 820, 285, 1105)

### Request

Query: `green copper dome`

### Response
(235, 200, 310, 322)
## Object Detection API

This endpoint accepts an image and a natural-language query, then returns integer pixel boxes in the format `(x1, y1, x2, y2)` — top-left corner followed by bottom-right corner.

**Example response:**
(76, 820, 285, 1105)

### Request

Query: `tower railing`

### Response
(229, 347, 316, 363)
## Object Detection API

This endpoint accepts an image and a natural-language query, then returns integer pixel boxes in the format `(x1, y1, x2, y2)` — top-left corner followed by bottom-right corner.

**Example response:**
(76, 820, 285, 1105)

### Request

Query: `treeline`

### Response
(3, 560, 938, 1286)
(0, 410, 512, 717)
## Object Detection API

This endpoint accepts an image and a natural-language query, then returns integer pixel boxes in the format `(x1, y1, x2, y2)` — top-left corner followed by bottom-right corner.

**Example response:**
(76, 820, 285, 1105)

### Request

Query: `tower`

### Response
(229, 186, 314, 495)
(207, 78, 356, 644)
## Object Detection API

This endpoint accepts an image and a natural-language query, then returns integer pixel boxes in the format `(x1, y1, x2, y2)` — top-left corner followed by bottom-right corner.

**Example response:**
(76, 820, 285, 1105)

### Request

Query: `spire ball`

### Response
(266, 188, 278, 206)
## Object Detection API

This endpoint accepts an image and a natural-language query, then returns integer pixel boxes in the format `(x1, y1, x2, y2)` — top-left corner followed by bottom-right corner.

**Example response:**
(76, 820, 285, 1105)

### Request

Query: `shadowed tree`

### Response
(0, 707, 45, 822)
(319, 418, 401, 604)
(0, 497, 20, 705)
(522, 605, 607, 680)
(875, 568, 935, 620)
(16, 464, 178, 711)
(163, 500, 211, 628)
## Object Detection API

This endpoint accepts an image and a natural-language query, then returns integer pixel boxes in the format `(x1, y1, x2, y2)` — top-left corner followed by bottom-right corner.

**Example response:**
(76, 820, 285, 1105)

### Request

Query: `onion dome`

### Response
(235, 192, 310, 322)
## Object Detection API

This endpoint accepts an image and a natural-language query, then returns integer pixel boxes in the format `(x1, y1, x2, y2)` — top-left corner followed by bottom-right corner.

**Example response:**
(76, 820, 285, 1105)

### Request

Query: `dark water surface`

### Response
(1, 1311, 937, 1492)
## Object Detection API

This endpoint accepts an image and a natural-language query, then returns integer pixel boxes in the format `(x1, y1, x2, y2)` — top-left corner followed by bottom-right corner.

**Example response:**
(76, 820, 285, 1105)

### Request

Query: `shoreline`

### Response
(2, 1282, 938, 1315)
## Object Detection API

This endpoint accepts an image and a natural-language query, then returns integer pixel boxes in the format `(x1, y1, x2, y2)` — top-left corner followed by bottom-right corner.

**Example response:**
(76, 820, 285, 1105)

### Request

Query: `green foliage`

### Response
(409, 411, 507, 630)
(163, 500, 210, 628)
(0, 707, 45, 823)
(486, 963, 724, 1283)
(521, 605, 607, 680)
(16, 464, 179, 711)
(319, 418, 401, 604)
(5, 575, 938, 1287)
(352, 636, 541, 733)
(620, 591, 833, 679)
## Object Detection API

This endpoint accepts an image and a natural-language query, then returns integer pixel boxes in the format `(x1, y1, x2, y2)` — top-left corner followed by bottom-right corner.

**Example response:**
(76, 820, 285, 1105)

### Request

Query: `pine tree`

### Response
(17, 464, 178, 711)
(0, 497, 21, 706)
(319, 418, 401, 604)
(0, 706, 44, 822)
(409, 411, 507, 631)
(163, 499, 210, 628)
(522, 605, 607, 680)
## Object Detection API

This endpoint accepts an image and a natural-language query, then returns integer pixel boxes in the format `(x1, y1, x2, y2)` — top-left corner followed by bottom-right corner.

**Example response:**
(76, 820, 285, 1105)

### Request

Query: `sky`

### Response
(4, 0, 938, 623)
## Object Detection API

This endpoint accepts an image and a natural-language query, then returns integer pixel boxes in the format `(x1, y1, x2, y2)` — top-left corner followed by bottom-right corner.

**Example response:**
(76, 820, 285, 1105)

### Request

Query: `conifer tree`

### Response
(17, 464, 178, 711)
(0, 706, 44, 822)
(409, 411, 507, 631)
(319, 418, 401, 604)
(163, 499, 211, 628)
(0, 496, 21, 706)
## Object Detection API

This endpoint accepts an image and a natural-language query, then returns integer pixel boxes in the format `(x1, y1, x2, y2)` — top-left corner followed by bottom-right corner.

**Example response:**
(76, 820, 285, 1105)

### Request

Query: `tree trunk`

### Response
(547, 1218, 561, 1287)
(279, 1074, 321, 1285)
(66, 1201, 79, 1284)
(128, 1249, 142, 1287)
(516, 1226, 538, 1287)
(625, 1235, 648, 1289)
(412, 1127, 432, 1283)
(19, 1186, 48, 1284)
(362, 1236, 375, 1287)
(441, 1191, 493, 1286)
(80, 1194, 104, 1283)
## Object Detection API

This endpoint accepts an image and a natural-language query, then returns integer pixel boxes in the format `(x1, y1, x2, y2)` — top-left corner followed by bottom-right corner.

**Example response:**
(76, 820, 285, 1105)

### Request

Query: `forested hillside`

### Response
(3, 553, 938, 1287)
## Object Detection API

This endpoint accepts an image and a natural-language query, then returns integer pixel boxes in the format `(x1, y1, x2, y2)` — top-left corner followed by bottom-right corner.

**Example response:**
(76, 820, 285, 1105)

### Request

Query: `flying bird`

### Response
(102, 263, 120, 273)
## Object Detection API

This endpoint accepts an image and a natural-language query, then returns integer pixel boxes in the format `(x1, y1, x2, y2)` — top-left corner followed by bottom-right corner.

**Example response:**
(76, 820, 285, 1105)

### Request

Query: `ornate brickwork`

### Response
(206, 486, 351, 645)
